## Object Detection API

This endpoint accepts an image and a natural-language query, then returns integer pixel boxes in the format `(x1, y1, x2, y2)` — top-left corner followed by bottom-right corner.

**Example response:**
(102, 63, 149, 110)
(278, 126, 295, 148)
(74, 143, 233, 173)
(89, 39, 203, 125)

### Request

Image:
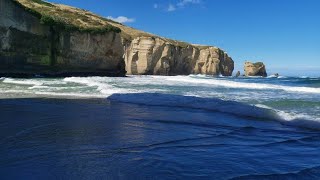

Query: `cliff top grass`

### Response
(245, 61, 265, 67)
(15, 0, 221, 49)
(15, 0, 121, 34)
(253, 62, 265, 67)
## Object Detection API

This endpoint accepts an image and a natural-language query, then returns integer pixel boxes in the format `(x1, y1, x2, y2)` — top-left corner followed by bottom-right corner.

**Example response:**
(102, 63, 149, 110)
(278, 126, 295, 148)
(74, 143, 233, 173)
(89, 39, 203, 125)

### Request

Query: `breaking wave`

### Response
(108, 93, 320, 130)
(1, 76, 319, 130)
(169, 76, 320, 94)
(2, 78, 43, 86)
(63, 77, 139, 95)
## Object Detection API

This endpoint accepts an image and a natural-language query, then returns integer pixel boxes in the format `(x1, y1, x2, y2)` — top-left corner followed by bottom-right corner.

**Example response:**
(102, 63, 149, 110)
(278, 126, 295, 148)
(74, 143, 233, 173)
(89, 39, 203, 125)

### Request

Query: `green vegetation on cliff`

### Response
(253, 62, 265, 67)
(39, 15, 120, 33)
(14, 0, 121, 34)
(30, 0, 53, 7)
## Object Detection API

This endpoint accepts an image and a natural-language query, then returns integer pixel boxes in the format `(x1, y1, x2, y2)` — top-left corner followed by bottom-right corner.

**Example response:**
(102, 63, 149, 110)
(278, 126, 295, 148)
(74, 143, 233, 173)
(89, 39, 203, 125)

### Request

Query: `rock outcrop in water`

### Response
(235, 71, 241, 77)
(244, 61, 267, 77)
(0, 0, 234, 77)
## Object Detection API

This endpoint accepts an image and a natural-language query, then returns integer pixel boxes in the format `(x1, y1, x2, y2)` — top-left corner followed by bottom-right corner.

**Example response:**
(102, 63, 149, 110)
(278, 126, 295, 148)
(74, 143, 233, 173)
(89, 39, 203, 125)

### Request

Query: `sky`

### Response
(47, 0, 320, 76)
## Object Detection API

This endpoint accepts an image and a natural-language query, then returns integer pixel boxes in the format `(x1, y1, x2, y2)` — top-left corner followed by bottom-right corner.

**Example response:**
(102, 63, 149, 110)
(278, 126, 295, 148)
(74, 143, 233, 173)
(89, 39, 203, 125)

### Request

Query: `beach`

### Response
(0, 76, 320, 179)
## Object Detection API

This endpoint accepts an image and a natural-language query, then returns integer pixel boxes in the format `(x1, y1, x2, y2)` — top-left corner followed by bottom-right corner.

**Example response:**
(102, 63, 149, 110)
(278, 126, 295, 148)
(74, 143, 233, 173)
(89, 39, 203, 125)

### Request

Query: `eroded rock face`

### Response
(124, 37, 234, 76)
(244, 61, 267, 77)
(56, 31, 124, 73)
(0, 0, 125, 76)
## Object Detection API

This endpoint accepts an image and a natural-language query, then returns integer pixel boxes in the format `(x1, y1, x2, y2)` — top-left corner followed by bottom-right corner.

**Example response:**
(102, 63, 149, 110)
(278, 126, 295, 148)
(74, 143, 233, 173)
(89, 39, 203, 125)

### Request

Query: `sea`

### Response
(0, 75, 319, 179)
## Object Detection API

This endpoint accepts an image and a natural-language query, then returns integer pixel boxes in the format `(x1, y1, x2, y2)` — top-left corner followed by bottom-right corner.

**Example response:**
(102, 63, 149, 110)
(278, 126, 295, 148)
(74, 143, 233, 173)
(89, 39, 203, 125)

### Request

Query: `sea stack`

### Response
(235, 71, 241, 77)
(244, 61, 267, 77)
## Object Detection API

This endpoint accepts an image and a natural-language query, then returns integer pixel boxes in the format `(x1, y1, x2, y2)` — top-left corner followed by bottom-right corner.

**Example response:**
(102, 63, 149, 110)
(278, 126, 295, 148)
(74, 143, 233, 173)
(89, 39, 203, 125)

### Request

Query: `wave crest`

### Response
(108, 93, 320, 130)
(183, 76, 320, 94)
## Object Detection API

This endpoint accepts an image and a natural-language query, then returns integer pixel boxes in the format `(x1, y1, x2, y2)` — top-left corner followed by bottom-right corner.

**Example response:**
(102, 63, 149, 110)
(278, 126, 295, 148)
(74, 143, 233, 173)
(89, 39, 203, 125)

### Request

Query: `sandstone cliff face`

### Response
(124, 37, 234, 76)
(0, 0, 125, 76)
(0, 0, 234, 77)
(0, 0, 50, 69)
(55, 31, 124, 72)
(244, 61, 267, 77)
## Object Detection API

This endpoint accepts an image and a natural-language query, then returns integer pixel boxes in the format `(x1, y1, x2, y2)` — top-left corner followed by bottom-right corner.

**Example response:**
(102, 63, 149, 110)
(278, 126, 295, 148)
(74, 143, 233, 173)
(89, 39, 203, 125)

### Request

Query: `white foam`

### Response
(246, 76, 264, 78)
(28, 85, 51, 89)
(64, 77, 103, 86)
(41, 80, 68, 85)
(188, 74, 211, 79)
(64, 77, 114, 91)
(256, 104, 320, 122)
(28, 85, 80, 90)
(267, 75, 278, 78)
(278, 76, 287, 79)
(276, 110, 320, 122)
(1, 77, 165, 98)
(164, 76, 320, 94)
(0, 88, 105, 98)
(0, 89, 32, 94)
(2, 78, 43, 86)
(63, 77, 140, 96)
(35, 92, 105, 98)
(255, 104, 320, 130)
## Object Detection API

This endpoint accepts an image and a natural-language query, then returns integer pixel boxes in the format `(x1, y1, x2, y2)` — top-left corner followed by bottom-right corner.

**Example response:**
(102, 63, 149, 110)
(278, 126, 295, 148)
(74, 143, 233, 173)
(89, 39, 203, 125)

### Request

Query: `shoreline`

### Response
(0, 97, 319, 179)
(0, 76, 319, 130)
(0, 70, 126, 78)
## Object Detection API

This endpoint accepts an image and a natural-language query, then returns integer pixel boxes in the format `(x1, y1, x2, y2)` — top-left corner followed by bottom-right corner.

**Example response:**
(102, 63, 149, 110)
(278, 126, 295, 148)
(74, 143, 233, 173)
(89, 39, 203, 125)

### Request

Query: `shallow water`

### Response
(1, 98, 320, 179)
(0, 75, 320, 179)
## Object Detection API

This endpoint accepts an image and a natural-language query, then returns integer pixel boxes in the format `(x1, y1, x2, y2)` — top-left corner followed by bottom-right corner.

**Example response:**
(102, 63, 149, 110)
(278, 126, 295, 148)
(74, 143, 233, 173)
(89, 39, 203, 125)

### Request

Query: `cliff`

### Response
(244, 61, 267, 77)
(0, 0, 125, 77)
(123, 37, 233, 76)
(0, 0, 234, 77)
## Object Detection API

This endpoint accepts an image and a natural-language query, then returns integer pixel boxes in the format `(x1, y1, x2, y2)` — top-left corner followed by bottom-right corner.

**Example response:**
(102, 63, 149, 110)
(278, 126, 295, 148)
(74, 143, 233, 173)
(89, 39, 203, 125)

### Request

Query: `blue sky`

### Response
(47, 0, 320, 75)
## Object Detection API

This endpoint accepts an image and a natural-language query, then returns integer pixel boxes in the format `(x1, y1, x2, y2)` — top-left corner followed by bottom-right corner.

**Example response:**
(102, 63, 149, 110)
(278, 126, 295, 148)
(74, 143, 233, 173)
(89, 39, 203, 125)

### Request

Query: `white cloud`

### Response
(167, 4, 176, 12)
(177, 0, 201, 7)
(154, 3, 158, 9)
(157, 0, 201, 12)
(107, 16, 135, 23)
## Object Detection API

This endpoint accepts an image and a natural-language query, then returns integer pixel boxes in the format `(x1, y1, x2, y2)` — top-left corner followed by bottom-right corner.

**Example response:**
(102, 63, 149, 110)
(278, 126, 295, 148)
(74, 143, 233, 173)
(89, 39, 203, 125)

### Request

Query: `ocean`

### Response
(0, 75, 320, 179)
